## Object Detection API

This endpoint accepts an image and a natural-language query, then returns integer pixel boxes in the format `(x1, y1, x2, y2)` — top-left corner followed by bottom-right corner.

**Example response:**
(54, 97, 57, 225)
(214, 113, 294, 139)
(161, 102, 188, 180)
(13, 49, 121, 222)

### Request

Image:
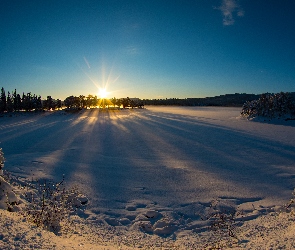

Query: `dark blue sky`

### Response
(1, 0, 294, 99)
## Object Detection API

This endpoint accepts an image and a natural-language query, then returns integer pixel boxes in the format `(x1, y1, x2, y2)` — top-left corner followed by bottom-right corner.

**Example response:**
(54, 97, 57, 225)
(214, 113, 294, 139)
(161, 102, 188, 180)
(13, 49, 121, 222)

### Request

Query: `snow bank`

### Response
(0, 175, 18, 210)
(0, 149, 18, 211)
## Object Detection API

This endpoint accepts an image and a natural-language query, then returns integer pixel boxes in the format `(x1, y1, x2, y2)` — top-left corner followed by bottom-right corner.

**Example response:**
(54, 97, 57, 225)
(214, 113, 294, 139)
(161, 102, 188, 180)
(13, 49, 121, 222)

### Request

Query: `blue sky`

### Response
(0, 0, 294, 100)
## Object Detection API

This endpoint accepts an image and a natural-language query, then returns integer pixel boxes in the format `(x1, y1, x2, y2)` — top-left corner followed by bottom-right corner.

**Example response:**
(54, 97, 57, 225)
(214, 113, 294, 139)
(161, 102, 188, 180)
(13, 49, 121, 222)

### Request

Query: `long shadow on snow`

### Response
(3, 109, 295, 219)
(129, 110, 295, 204)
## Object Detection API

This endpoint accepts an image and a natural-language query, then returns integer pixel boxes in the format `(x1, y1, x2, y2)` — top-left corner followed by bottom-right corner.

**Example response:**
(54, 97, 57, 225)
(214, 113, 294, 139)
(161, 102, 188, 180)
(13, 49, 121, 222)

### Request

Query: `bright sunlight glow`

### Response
(98, 88, 108, 99)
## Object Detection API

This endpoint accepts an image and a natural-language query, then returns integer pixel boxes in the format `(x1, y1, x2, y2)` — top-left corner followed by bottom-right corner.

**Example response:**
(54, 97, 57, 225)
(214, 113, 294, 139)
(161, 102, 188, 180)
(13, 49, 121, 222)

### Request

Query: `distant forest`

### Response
(0, 87, 294, 112)
(0, 87, 143, 112)
(0, 87, 62, 112)
(142, 93, 261, 107)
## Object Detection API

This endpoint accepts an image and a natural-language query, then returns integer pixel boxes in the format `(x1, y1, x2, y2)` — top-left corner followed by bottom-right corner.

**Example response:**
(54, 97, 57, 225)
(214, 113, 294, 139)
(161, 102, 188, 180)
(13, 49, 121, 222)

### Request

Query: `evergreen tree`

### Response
(27, 92, 33, 111)
(13, 89, 17, 111)
(16, 93, 22, 111)
(86, 95, 93, 108)
(79, 95, 86, 108)
(32, 94, 37, 110)
(122, 97, 130, 108)
(111, 97, 117, 108)
(6, 91, 13, 112)
(21, 93, 26, 111)
(23, 92, 31, 111)
(43, 96, 53, 110)
(36, 96, 42, 110)
(116, 98, 122, 108)
(56, 99, 62, 109)
(48, 96, 54, 110)
(0, 87, 7, 112)
(64, 96, 74, 108)
(11, 89, 21, 111)
(92, 96, 98, 107)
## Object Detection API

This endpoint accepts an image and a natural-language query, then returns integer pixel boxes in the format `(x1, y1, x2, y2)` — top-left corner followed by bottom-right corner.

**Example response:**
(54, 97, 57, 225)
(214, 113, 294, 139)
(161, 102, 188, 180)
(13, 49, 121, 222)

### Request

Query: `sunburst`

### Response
(98, 88, 109, 99)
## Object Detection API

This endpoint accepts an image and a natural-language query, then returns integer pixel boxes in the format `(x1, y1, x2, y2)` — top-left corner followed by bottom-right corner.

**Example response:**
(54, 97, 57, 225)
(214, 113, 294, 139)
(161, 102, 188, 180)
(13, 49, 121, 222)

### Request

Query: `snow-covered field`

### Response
(1, 106, 295, 249)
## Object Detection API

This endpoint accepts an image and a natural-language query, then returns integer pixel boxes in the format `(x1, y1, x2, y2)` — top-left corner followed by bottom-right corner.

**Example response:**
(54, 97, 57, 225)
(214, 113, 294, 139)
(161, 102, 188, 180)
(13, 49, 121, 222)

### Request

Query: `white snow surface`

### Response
(1, 106, 295, 249)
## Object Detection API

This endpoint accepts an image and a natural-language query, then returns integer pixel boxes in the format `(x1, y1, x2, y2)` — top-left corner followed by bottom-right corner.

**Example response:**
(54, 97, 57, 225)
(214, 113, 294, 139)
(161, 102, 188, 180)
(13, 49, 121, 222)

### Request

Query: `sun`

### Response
(98, 88, 108, 99)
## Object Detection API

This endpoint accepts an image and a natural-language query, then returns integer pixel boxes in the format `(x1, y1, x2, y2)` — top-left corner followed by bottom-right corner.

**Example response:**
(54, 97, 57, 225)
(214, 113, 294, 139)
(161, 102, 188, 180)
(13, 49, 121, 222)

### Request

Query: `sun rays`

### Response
(98, 87, 109, 99)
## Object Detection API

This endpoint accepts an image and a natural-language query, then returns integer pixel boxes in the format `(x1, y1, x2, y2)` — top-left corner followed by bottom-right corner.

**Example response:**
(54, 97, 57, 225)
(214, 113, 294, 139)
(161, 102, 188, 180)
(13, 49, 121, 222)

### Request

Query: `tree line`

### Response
(4, 86, 289, 113)
(0, 87, 62, 112)
(64, 95, 144, 109)
(0, 87, 144, 113)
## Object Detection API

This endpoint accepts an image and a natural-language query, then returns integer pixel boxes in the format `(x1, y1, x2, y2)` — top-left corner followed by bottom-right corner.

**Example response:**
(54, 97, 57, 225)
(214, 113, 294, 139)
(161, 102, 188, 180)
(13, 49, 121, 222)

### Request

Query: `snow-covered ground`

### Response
(1, 106, 295, 249)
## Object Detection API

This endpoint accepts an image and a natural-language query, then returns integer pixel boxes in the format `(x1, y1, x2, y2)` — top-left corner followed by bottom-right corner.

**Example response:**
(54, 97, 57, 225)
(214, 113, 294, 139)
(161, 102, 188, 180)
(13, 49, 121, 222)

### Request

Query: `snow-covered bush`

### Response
(0, 148, 4, 175)
(241, 92, 295, 119)
(283, 188, 295, 213)
(22, 176, 88, 232)
(0, 148, 88, 232)
(0, 149, 18, 211)
(201, 200, 242, 249)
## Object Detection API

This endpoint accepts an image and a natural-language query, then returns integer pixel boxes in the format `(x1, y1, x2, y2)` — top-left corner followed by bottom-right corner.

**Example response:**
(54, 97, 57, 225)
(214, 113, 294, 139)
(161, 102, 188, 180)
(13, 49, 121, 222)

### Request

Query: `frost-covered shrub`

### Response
(0, 149, 18, 211)
(0, 148, 88, 231)
(283, 188, 295, 213)
(201, 200, 241, 249)
(241, 92, 295, 119)
(21, 176, 88, 232)
(0, 148, 4, 175)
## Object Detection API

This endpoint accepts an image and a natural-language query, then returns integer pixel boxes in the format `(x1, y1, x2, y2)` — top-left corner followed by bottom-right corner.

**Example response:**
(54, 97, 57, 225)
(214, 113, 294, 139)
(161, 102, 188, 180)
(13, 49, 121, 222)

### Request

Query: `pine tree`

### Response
(0, 87, 7, 112)
(16, 93, 22, 111)
(21, 92, 26, 111)
(6, 91, 13, 112)
(37, 96, 42, 110)
(13, 89, 17, 111)
(47, 96, 53, 110)
(27, 92, 33, 111)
